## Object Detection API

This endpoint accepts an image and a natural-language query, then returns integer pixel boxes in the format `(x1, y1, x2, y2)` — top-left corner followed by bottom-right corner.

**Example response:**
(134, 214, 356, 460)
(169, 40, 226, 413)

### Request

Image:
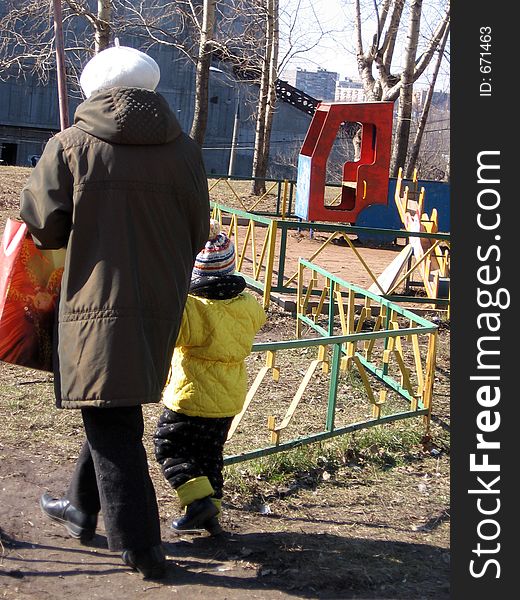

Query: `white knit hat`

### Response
(80, 44, 160, 98)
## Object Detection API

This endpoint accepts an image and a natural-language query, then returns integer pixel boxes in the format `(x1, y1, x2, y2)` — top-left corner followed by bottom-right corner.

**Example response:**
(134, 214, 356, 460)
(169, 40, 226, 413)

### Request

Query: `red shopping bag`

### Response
(0, 219, 65, 371)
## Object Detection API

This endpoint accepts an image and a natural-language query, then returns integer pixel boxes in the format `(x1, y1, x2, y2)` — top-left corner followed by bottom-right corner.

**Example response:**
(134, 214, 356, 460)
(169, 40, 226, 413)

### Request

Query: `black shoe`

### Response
(121, 545, 166, 579)
(171, 497, 219, 534)
(40, 493, 97, 543)
(204, 515, 224, 536)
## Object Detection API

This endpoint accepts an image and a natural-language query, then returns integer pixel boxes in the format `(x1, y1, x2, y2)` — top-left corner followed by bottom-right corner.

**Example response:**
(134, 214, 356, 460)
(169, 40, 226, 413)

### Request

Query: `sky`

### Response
(279, 0, 450, 91)
(279, 0, 356, 81)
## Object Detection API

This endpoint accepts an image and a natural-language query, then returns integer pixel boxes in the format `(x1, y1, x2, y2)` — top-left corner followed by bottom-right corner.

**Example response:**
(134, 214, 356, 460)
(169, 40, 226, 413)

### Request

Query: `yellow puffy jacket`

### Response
(162, 291, 266, 417)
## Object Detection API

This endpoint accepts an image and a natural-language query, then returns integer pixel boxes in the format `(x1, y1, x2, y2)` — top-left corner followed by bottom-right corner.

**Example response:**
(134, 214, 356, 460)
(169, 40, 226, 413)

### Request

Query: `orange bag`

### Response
(0, 219, 65, 371)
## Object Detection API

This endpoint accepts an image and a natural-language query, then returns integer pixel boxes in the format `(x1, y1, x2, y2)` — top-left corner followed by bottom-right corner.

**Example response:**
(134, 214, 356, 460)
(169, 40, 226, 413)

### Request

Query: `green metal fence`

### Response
(223, 259, 438, 465)
(211, 201, 450, 310)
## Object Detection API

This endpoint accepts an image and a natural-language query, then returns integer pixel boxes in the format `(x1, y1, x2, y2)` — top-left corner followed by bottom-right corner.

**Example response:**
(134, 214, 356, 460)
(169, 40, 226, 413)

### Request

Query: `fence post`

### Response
(263, 220, 278, 309)
(326, 343, 341, 432)
(281, 179, 289, 219)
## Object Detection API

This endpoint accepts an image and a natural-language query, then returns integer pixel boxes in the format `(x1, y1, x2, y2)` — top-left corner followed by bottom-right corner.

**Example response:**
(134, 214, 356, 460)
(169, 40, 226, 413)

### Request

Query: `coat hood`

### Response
(73, 87, 182, 145)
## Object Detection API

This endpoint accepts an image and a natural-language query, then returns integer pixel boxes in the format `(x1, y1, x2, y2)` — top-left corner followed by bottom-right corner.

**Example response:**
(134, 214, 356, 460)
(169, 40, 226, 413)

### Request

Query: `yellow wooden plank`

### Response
(355, 306, 369, 333)
(296, 262, 304, 338)
(237, 221, 252, 272)
(248, 180, 278, 211)
(410, 331, 425, 395)
(267, 415, 279, 444)
(302, 274, 316, 317)
(318, 345, 329, 374)
(232, 214, 239, 251)
(263, 221, 277, 309)
(352, 355, 376, 405)
(281, 180, 288, 219)
(253, 227, 268, 280)
(227, 365, 271, 441)
(250, 220, 257, 276)
(276, 359, 321, 432)
(365, 314, 383, 359)
(340, 356, 353, 371)
(224, 178, 248, 210)
(208, 178, 223, 192)
(335, 289, 348, 334)
(347, 289, 355, 333)
(392, 348, 414, 396)
(312, 285, 329, 322)
(340, 233, 386, 295)
(390, 319, 405, 358)
(422, 331, 438, 428)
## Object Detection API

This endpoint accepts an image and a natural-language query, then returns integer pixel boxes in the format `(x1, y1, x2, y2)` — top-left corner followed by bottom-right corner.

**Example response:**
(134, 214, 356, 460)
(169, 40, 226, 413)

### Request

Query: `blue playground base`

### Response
(354, 178, 450, 244)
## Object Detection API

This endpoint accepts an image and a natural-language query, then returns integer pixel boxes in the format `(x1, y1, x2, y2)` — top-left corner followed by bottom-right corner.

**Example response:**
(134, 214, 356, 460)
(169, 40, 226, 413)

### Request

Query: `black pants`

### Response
(154, 409, 233, 500)
(65, 406, 161, 552)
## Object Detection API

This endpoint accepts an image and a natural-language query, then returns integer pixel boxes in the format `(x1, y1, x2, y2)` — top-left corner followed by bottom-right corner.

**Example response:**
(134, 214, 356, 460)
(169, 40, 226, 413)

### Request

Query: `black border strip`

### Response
(451, 2, 513, 597)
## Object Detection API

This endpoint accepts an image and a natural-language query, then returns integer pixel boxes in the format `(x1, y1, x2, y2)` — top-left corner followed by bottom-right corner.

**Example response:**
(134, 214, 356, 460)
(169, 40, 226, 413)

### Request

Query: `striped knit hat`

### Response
(192, 219, 235, 279)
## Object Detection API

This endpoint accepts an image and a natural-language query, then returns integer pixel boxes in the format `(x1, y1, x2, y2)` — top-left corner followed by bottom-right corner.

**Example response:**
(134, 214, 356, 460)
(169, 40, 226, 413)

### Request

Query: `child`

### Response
(154, 219, 266, 535)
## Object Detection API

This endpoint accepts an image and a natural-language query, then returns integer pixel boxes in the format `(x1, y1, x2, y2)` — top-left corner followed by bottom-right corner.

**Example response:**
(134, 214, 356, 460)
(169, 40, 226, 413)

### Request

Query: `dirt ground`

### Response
(0, 166, 450, 599)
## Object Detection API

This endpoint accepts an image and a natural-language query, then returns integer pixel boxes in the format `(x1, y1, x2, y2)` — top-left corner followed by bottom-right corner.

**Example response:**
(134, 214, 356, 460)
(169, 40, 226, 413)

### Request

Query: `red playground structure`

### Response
(295, 102, 394, 224)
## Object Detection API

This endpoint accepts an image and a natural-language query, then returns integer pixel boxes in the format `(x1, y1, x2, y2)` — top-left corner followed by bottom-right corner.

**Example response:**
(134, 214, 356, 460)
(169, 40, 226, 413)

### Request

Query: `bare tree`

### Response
(250, 0, 277, 195)
(353, 0, 450, 175)
(0, 0, 60, 82)
(260, 0, 279, 181)
(190, 0, 217, 145)
(0, 0, 114, 90)
(113, 0, 263, 146)
(1, 0, 339, 174)
(52, 0, 70, 129)
(63, 0, 112, 53)
(405, 22, 449, 178)
(390, 0, 424, 173)
(95, 0, 112, 52)
(250, 0, 336, 194)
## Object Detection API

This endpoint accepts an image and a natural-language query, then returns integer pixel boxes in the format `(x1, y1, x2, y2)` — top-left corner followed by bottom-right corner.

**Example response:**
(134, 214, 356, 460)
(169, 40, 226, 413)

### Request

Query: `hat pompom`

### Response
(208, 219, 221, 241)
(80, 45, 160, 99)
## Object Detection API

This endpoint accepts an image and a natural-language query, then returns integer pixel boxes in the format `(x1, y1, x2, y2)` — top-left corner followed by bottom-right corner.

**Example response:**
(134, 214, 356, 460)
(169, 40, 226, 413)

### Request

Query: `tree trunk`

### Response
(354, 0, 377, 101)
(405, 23, 449, 179)
(95, 0, 111, 53)
(390, 0, 423, 177)
(190, 0, 217, 147)
(258, 0, 279, 188)
(52, 0, 69, 129)
(251, 0, 273, 195)
(354, 0, 449, 177)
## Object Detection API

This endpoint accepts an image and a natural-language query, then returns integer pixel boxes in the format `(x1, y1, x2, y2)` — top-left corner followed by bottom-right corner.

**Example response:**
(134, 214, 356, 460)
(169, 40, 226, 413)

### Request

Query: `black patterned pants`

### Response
(65, 406, 161, 552)
(154, 408, 233, 499)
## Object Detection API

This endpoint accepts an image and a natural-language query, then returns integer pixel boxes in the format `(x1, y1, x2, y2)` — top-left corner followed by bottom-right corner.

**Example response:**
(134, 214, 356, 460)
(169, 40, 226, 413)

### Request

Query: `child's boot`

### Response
(172, 497, 218, 533)
(204, 497, 224, 536)
(172, 477, 218, 534)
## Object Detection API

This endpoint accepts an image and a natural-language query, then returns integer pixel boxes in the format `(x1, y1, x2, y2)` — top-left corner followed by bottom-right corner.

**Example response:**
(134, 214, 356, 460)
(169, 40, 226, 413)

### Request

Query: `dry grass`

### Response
(0, 301, 450, 501)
